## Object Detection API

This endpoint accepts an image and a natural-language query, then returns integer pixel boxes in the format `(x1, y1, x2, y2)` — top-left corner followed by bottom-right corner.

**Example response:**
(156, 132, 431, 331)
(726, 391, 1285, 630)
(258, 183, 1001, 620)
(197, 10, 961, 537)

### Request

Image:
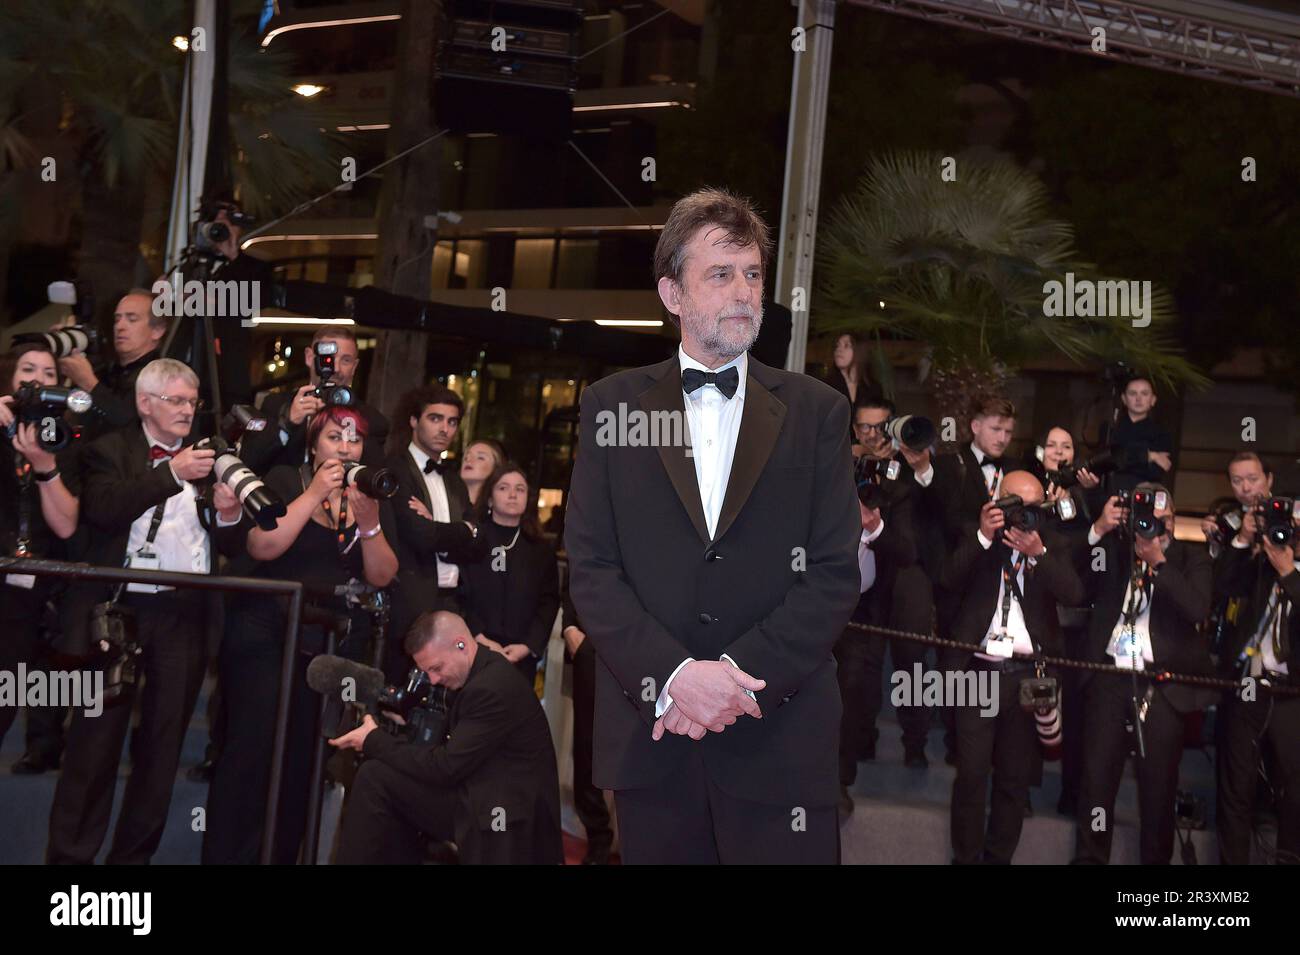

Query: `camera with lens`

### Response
(1257, 496, 1299, 547)
(4, 382, 93, 452)
(310, 341, 356, 407)
(1204, 501, 1243, 554)
(377, 667, 449, 745)
(1128, 487, 1167, 540)
(1047, 449, 1118, 489)
(853, 454, 898, 510)
(992, 493, 1076, 533)
(1019, 675, 1059, 711)
(341, 461, 397, 500)
(193, 200, 255, 257)
(192, 436, 287, 530)
(883, 414, 935, 453)
(220, 404, 269, 446)
(89, 600, 142, 707)
(13, 324, 100, 359)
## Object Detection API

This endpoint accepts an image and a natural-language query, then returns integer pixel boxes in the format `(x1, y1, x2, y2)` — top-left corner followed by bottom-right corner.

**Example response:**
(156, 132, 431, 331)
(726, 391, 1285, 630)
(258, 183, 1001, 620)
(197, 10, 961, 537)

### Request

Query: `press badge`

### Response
(885, 460, 900, 481)
(4, 574, 35, 590)
(125, 548, 162, 594)
(983, 629, 1015, 658)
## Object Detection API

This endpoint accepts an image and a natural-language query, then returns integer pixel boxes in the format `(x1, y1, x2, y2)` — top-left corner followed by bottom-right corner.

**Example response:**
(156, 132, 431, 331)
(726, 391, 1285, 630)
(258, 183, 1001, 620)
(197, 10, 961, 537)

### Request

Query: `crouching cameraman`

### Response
(330, 611, 562, 865)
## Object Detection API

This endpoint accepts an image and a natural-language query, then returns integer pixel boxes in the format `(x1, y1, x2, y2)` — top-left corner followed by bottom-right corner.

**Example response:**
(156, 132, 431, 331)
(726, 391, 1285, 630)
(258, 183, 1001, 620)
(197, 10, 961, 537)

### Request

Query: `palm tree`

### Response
(0, 0, 348, 323)
(815, 150, 1207, 433)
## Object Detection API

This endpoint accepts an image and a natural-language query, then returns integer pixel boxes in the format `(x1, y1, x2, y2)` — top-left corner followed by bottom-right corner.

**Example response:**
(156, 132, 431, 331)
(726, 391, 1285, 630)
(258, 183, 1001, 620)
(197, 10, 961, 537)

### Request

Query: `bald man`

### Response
(331, 611, 562, 865)
(940, 470, 1085, 864)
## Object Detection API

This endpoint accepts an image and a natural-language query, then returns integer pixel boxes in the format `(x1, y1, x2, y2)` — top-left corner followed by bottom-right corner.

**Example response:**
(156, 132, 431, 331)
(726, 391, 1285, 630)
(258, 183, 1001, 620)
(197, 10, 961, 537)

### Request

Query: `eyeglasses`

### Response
(150, 393, 204, 411)
(856, 422, 886, 433)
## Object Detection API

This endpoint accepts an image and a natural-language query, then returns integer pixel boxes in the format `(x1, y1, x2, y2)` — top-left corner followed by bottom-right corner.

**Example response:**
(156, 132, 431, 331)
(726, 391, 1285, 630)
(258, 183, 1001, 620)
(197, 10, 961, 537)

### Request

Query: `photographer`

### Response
(47, 359, 245, 864)
(1213, 487, 1300, 864)
(240, 326, 390, 473)
(0, 343, 82, 768)
(383, 385, 488, 682)
(331, 611, 562, 865)
(203, 404, 398, 865)
(459, 462, 560, 682)
(57, 289, 169, 443)
(1202, 451, 1272, 556)
(1102, 376, 1174, 494)
(941, 471, 1084, 864)
(835, 399, 927, 792)
(1073, 483, 1214, 865)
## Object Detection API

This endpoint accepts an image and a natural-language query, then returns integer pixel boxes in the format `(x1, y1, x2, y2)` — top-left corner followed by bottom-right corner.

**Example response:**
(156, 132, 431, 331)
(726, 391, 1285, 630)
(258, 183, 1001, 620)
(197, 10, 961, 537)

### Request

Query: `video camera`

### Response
(310, 340, 356, 407)
(992, 493, 1077, 533)
(193, 200, 256, 257)
(4, 382, 92, 452)
(376, 668, 449, 746)
(1046, 449, 1118, 489)
(1257, 496, 1299, 547)
(191, 436, 286, 530)
(307, 655, 448, 746)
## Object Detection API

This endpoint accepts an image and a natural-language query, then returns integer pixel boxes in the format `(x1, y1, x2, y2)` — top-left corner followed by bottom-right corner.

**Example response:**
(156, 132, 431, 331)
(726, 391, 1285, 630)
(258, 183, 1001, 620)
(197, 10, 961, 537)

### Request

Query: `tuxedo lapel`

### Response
(638, 358, 710, 545)
(714, 362, 786, 544)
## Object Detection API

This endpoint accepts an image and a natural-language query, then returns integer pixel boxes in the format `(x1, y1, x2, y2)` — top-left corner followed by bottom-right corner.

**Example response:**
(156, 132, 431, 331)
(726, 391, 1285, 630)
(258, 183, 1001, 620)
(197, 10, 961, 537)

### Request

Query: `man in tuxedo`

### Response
(331, 611, 563, 865)
(564, 187, 861, 864)
(1073, 484, 1213, 864)
(240, 326, 389, 472)
(58, 289, 170, 444)
(382, 385, 485, 682)
(1213, 489, 1300, 864)
(836, 398, 928, 793)
(47, 359, 245, 864)
(942, 471, 1084, 863)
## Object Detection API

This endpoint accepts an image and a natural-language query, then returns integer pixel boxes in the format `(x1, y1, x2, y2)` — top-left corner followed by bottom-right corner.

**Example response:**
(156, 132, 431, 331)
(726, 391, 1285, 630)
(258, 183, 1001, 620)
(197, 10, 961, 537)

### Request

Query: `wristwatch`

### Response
(33, 467, 60, 483)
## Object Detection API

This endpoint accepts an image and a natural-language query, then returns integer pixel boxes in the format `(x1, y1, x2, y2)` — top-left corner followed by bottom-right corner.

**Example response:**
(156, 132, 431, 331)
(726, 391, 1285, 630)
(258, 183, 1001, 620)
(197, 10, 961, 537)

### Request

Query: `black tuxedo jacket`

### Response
(384, 448, 487, 649)
(361, 648, 563, 864)
(564, 354, 861, 808)
(1083, 535, 1213, 678)
(930, 445, 1021, 545)
(1213, 544, 1299, 685)
(859, 455, 918, 609)
(240, 390, 390, 473)
(940, 522, 1084, 666)
(56, 425, 245, 656)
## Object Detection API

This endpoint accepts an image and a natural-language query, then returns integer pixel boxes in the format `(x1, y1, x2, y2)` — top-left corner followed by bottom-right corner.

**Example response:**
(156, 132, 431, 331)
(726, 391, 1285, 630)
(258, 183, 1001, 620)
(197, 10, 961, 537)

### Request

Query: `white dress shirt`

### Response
(1249, 563, 1298, 677)
(408, 441, 458, 588)
(125, 424, 231, 593)
(1106, 565, 1156, 670)
(974, 536, 1037, 659)
(859, 520, 885, 593)
(656, 346, 751, 718)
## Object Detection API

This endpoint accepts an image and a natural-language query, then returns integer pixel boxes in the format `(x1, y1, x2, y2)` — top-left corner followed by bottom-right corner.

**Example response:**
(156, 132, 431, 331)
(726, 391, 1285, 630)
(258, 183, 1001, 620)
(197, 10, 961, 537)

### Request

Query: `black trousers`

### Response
(1074, 672, 1186, 864)
(335, 758, 457, 864)
(613, 747, 838, 864)
(0, 585, 67, 761)
(950, 661, 1039, 864)
(1217, 689, 1300, 865)
(1056, 623, 1089, 811)
(46, 590, 207, 864)
(203, 597, 362, 865)
(570, 637, 612, 851)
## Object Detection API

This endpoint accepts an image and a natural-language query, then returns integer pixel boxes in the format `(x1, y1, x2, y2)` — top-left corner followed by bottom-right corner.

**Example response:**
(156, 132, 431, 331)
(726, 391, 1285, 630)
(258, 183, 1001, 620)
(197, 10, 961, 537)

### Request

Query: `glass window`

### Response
(512, 238, 556, 289)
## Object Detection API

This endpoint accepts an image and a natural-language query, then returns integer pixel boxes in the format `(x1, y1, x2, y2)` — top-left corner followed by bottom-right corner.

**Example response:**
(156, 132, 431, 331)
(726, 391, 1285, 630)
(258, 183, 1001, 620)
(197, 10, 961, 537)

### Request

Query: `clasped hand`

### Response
(651, 660, 765, 742)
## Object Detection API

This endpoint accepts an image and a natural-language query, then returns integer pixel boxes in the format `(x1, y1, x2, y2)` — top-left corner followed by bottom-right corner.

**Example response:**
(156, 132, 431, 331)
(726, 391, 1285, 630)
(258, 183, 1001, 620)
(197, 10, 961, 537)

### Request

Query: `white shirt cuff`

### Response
(863, 519, 885, 545)
(914, 464, 934, 487)
(1087, 527, 1103, 546)
(216, 511, 242, 528)
(977, 529, 993, 550)
(655, 657, 695, 717)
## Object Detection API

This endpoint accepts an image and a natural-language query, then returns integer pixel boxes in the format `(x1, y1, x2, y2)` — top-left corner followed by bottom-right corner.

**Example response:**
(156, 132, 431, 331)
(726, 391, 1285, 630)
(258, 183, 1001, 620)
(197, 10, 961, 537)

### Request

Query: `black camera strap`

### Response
(1121, 559, 1153, 630)
(999, 550, 1028, 632)
(109, 501, 167, 604)
(13, 454, 34, 555)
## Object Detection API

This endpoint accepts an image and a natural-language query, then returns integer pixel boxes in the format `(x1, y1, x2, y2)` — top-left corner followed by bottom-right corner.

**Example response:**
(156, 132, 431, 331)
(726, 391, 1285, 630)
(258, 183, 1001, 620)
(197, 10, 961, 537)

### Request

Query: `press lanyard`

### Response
(13, 455, 33, 556)
(1122, 561, 1153, 629)
(999, 552, 1027, 632)
(320, 493, 353, 556)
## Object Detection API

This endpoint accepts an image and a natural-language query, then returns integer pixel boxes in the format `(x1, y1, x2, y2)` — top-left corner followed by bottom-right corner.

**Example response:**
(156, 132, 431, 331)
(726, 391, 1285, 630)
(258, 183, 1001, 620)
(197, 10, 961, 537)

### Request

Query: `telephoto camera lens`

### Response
(341, 461, 398, 499)
(195, 437, 287, 530)
(13, 325, 97, 359)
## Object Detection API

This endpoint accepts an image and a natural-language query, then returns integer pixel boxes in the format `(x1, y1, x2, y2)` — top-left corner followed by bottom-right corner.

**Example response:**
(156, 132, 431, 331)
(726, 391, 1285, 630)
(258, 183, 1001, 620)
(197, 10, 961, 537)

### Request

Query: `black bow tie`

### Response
(979, 456, 1004, 471)
(682, 366, 740, 400)
(424, 457, 448, 475)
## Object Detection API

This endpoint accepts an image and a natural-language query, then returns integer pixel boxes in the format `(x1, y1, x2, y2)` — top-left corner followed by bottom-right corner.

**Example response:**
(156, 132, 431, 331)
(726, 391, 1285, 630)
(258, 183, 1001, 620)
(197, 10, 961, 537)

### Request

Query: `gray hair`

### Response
(136, 358, 198, 398)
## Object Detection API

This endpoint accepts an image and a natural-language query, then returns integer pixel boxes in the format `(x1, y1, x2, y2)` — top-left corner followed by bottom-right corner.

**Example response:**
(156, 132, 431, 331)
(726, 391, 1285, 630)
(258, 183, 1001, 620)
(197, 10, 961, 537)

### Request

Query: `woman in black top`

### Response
(0, 344, 82, 754)
(459, 462, 560, 685)
(824, 333, 877, 441)
(204, 405, 398, 865)
(1029, 425, 1105, 529)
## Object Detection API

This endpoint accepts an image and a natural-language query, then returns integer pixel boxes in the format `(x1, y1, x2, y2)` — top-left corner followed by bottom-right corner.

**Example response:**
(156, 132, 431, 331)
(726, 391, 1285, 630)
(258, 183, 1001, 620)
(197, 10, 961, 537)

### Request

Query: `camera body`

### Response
(1047, 449, 1118, 489)
(5, 382, 93, 452)
(853, 454, 898, 510)
(1258, 496, 1299, 547)
(377, 668, 449, 745)
(1128, 487, 1167, 540)
(310, 341, 356, 407)
(992, 494, 1076, 533)
(89, 600, 142, 707)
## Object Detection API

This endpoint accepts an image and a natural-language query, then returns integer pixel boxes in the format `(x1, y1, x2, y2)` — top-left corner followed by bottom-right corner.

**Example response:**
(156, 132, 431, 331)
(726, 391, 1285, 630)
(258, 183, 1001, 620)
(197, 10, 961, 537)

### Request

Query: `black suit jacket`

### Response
(56, 425, 245, 656)
(361, 648, 563, 864)
(1213, 544, 1299, 685)
(239, 390, 390, 473)
(941, 522, 1084, 666)
(857, 455, 918, 615)
(564, 354, 861, 807)
(384, 448, 487, 654)
(75, 349, 159, 445)
(930, 445, 1021, 545)
(459, 527, 560, 663)
(1083, 535, 1213, 680)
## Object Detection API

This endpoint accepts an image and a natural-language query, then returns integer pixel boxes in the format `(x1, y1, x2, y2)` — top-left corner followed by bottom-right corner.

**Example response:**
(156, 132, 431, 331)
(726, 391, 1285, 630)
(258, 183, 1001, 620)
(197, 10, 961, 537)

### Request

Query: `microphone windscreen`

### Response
(306, 654, 387, 710)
